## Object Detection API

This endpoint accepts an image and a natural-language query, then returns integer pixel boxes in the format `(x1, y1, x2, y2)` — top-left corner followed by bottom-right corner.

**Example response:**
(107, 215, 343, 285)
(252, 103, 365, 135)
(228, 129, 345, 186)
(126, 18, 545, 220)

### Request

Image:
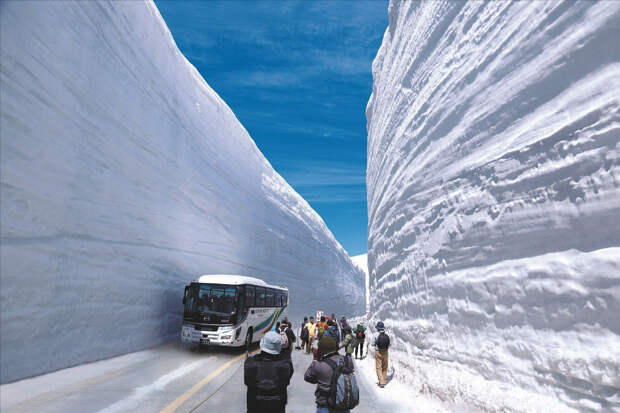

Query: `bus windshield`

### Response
(194, 284, 239, 316)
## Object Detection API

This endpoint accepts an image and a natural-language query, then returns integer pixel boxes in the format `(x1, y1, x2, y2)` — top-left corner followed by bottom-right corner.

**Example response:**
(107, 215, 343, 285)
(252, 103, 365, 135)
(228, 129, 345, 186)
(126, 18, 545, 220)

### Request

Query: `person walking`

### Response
(282, 321, 296, 359)
(339, 316, 349, 341)
(279, 324, 291, 358)
(300, 317, 309, 351)
(340, 326, 356, 361)
(305, 317, 317, 354)
(373, 321, 390, 388)
(353, 323, 366, 359)
(316, 316, 327, 340)
(244, 331, 294, 413)
(325, 319, 340, 344)
(304, 336, 355, 413)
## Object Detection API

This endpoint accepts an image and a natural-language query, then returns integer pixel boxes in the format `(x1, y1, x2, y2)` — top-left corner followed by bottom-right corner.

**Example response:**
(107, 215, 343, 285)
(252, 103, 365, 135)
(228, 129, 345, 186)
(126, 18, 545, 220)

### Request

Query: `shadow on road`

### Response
(386, 367, 394, 384)
(187, 341, 261, 356)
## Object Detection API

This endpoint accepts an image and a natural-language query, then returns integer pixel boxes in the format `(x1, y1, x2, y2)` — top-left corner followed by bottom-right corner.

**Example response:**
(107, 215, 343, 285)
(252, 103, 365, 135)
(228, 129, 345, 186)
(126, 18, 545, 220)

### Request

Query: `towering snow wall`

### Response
(367, 1, 620, 411)
(0, 1, 364, 383)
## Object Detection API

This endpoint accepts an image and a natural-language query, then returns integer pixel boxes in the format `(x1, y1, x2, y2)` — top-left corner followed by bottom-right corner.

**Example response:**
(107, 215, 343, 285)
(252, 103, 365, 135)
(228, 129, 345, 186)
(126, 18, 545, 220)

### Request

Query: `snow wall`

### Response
(351, 254, 370, 315)
(0, 1, 364, 383)
(366, 1, 620, 412)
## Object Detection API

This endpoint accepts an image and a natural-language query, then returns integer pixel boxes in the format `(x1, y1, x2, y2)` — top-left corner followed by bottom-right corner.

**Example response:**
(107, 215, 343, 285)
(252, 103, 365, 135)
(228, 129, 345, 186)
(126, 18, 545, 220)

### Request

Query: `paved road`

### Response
(1, 342, 395, 413)
(199, 347, 393, 413)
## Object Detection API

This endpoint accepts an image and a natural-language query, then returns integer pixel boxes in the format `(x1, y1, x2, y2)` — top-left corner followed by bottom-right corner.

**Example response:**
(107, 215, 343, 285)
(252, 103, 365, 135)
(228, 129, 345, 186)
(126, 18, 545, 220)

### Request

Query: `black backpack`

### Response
(285, 326, 296, 344)
(323, 357, 359, 410)
(376, 332, 390, 350)
(252, 359, 284, 410)
(300, 326, 309, 341)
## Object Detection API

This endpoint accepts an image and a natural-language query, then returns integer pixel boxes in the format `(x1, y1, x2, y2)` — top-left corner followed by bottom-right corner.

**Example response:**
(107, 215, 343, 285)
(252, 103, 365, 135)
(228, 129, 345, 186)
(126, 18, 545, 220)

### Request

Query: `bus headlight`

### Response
(221, 335, 232, 340)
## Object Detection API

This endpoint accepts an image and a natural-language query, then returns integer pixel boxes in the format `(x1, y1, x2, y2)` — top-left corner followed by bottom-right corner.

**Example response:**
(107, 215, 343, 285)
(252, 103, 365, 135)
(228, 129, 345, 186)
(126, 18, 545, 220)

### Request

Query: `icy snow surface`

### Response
(0, 1, 364, 383)
(366, 1, 620, 412)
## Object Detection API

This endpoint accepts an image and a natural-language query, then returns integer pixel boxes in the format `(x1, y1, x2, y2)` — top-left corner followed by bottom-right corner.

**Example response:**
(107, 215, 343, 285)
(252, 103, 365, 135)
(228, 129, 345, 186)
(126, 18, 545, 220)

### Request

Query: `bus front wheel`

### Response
(245, 329, 253, 350)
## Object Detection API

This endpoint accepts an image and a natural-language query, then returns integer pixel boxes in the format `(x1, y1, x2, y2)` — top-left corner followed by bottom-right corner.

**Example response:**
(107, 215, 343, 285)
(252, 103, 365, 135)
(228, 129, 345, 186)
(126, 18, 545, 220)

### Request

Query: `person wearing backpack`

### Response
(304, 336, 359, 413)
(373, 321, 390, 388)
(353, 323, 366, 359)
(300, 317, 309, 351)
(244, 331, 294, 413)
(339, 316, 349, 341)
(282, 321, 296, 359)
(279, 323, 291, 358)
(316, 316, 327, 340)
(325, 319, 340, 344)
(340, 326, 357, 360)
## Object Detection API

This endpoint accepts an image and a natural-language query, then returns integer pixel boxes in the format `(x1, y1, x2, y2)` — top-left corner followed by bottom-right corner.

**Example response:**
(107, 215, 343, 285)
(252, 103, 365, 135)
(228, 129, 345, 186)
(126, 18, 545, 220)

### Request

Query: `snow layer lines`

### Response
(0, 1, 364, 383)
(366, 1, 620, 412)
(351, 254, 370, 315)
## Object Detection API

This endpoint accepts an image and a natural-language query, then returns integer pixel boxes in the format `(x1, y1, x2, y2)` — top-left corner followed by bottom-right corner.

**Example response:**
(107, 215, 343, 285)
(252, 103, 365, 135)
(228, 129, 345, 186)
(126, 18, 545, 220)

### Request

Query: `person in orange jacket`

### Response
(315, 316, 327, 340)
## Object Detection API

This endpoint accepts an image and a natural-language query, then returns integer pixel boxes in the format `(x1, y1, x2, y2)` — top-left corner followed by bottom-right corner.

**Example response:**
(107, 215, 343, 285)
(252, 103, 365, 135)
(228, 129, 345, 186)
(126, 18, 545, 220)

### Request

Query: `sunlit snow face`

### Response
(156, 0, 389, 257)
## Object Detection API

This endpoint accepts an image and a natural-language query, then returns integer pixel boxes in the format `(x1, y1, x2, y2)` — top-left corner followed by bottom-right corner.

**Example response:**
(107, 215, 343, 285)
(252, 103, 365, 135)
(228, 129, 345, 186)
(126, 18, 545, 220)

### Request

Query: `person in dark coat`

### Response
(282, 321, 296, 359)
(339, 316, 349, 341)
(325, 319, 340, 344)
(244, 331, 294, 413)
(300, 317, 309, 350)
(304, 336, 353, 413)
(353, 323, 366, 359)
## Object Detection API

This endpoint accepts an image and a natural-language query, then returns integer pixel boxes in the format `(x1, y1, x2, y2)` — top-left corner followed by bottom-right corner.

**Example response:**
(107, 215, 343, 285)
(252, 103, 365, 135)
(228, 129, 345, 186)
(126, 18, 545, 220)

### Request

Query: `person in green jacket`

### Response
(339, 326, 357, 361)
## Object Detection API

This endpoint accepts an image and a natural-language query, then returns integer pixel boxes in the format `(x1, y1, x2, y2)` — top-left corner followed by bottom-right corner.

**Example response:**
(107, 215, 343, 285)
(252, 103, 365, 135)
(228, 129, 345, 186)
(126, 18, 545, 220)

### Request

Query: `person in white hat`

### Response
(244, 331, 294, 413)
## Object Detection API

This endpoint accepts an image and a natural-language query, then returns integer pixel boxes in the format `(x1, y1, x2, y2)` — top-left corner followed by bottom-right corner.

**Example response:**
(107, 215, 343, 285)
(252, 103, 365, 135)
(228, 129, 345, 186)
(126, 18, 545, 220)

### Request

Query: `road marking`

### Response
(96, 358, 210, 413)
(159, 350, 258, 413)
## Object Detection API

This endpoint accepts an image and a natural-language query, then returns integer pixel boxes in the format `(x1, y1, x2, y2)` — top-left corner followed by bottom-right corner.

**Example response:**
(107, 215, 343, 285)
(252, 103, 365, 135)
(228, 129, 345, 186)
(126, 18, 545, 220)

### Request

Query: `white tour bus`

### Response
(181, 274, 289, 348)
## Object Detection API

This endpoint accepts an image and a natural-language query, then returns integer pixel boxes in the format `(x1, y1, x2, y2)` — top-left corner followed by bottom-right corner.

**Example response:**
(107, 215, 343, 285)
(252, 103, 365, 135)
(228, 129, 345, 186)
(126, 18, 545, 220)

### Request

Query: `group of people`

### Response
(299, 314, 367, 361)
(244, 314, 391, 413)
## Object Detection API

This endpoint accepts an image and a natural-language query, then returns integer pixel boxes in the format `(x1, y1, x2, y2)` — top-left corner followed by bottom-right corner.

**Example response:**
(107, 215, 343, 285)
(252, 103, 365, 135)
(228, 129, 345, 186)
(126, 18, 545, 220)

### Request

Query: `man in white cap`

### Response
(244, 331, 294, 413)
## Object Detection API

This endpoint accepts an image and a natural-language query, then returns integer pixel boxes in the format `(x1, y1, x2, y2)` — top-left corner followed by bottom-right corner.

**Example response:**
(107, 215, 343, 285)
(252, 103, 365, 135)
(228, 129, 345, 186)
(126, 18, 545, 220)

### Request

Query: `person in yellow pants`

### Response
(373, 321, 390, 388)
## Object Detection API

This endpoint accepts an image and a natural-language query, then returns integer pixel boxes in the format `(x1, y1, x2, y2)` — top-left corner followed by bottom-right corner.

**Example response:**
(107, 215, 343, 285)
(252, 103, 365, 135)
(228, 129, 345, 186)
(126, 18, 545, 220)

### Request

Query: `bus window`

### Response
(245, 286, 255, 307)
(184, 285, 196, 313)
(237, 289, 245, 316)
(265, 289, 274, 307)
(197, 284, 238, 315)
(256, 287, 265, 307)
(282, 292, 288, 306)
(275, 292, 282, 307)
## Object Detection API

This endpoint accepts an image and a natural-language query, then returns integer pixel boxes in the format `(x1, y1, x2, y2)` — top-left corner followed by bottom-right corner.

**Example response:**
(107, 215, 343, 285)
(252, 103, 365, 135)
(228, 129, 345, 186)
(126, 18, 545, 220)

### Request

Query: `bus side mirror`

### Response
(182, 296, 186, 304)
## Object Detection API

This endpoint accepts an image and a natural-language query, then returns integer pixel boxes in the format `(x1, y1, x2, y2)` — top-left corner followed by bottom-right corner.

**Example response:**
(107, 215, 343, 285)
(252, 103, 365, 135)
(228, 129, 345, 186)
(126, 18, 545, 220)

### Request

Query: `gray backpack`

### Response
(323, 357, 359, 410)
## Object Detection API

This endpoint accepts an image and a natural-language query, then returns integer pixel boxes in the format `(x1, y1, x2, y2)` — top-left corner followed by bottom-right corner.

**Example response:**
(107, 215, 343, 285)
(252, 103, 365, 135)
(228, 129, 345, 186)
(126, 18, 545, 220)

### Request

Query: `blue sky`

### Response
(156, 1, 388, 256)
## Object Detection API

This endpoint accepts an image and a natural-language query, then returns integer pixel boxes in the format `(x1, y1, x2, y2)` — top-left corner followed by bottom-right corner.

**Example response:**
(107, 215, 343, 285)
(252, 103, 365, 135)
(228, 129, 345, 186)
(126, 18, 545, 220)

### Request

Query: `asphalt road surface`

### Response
(1, 342, 397, 413)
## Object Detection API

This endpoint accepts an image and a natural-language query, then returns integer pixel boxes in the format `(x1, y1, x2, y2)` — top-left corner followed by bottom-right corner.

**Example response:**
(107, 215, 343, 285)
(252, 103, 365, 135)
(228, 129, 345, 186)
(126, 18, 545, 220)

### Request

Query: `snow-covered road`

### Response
(0, 343, 240, 413)
(0, 342, 414, 413)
